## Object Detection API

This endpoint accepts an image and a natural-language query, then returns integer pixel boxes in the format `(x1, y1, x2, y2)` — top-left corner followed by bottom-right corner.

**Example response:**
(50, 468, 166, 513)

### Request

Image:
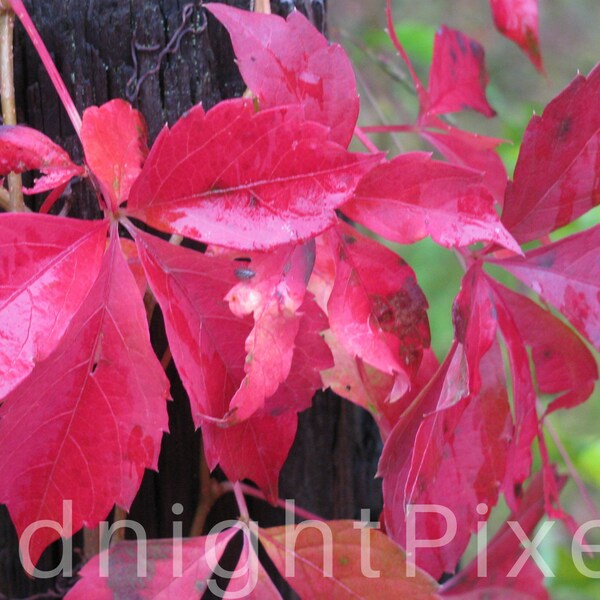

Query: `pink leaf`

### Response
(127, 98, 380, 250)
(344, 153, 521, 252)
(497, 225, 600, 351)
(66, 529, 237, 598)
(0, 125, 84, 194)
(427, 26, 495, 117)
(225, 243, 314, 422)
(0, 232, 170, 568)
(325, 221, 430, 385)
(490, 0, 543, 72)
(0, 214, 108, 398)
(206, 4, 359, 147)
(491, 283, 597, 414)
(501, 64, 600, 243)
(81, 99, 148, 213)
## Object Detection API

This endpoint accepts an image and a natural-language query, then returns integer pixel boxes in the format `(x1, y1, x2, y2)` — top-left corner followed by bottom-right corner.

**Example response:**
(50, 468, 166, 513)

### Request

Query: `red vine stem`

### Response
(385, 0, 427, 105)
(221, 481, 326, 522)
(545, 418, 600, 521)
(8, 0, 82, 137)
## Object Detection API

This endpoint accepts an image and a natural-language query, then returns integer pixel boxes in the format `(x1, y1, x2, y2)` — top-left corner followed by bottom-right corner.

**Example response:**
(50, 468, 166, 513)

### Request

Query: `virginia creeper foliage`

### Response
(0, 0, 598, 597)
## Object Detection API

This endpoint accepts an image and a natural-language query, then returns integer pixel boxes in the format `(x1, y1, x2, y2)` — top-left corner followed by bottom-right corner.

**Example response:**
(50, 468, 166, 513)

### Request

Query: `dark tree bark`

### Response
(1, 1, 382, 597)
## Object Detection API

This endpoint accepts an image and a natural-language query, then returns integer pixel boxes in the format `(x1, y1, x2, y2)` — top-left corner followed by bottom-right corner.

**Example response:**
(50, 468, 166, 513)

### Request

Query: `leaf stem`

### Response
(232, 482, 250, 521)
(8, 0, 82, 137)
(0, 4, 23, 211)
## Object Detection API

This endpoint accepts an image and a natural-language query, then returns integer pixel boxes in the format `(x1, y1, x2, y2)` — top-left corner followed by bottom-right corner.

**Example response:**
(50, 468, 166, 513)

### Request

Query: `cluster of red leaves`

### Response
(0, 0, 597, 597)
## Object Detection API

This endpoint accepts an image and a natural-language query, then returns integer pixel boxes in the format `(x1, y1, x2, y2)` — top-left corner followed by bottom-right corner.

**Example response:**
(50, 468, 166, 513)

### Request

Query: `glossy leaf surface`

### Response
(344, 153, 520, 252)
(207, 4, 359, 147)
(0, 234, 170, 568)
(0, 214, 108, 398)
(127, 99, 379, 250)
(0, 125, 84, 193)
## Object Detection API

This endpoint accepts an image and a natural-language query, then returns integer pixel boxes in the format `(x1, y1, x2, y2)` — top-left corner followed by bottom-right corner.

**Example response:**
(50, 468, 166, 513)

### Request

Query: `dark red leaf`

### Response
(0, 232, 170, 568)
(260, 520, 441, 599)
(490, 0, 543, 72)
(81, 99, 148, 213)
(202, 298, 331, 502)
(325, 221, 430, 387)
(344, 153, 521, 252)
(491, 282, 597, 414)
(0, 214, 108, 398)
(66, 529, 237, 598)
(206, 4, 359, 147)
(427, 26, 495, 117)
(496, 225, 600, 351)
(127, 99, 380, 250)
(501, 64, 600, 243)
(0, 125, 84, 194)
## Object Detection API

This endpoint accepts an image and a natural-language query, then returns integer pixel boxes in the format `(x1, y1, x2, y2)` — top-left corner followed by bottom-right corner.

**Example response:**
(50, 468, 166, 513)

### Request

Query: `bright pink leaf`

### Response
(81, 99, 148, 213)
(496, 224, 600, 351)
(501, 64, 600, 243)
(260, 520, 441, 599)
(427, 26, 495, 117)
(344, 153, 521, 252)
(0, 125, 84, 194)
(491, 283, 597, 414)
(0, 214, 108, 398)
(224, 243, 314, 422)
(490, 0, 543, 72)
(325, 221, 430, 387)
(133, 229, 251, 426)
(442, 472, 555, 599)
(66, 529, 237, 599)
(0, 233, 170, 568)
(206, 4, 359, 147)
(202, 298, 331, 502)
(127, 98, 380, 250)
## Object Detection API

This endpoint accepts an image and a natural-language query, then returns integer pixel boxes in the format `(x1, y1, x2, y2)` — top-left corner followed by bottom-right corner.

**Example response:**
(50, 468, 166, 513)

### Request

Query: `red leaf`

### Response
(491, 282, 597, 414)
(501, 65, 600, 243)
(0, 214, 108, 398)
(206, 4, 359, 147)
(127, 98, 380, 250)
(322, 330, 439, 440)
(133, 229, 251, 426)
(427, 26, 495, 117)
(259, 520, 441, 599)
(66, 529, 237, 599)
(496, 225, 600, 350)
(420, 130, 507, 206)
(380, 341, 511, 580)
(325, 221, 430, 386)
(0, 125, 84, 194)
(344, 153, 521, 252)
(442, 472, 555, 599)
(224, 243, 314, 422)
(0, 232, 170, 568)
(490, 0, 543, 72)
(81, 99, 148, 213)
(202, 298, 331, 502)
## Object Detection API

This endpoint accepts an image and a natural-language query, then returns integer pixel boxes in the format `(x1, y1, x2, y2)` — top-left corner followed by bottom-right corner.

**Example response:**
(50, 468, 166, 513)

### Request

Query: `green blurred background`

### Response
(328, 1, 600, 597)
